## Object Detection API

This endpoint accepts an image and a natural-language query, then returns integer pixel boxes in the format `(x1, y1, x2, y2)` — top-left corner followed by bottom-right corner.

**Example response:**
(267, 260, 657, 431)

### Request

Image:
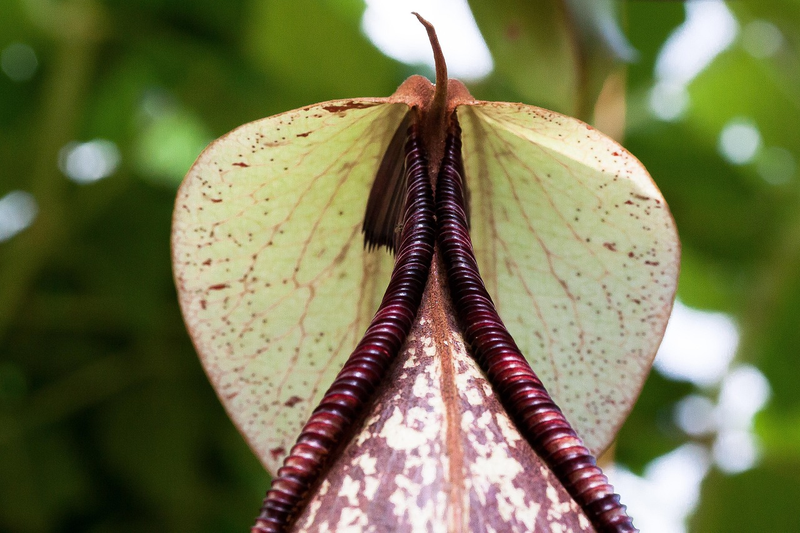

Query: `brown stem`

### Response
(412, 12, 449, 179)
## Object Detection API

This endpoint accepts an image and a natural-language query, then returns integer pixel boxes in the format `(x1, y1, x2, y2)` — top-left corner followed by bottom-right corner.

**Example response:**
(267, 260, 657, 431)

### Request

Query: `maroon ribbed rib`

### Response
(435, 116, 637, 533)
(251, 123, 435, 532)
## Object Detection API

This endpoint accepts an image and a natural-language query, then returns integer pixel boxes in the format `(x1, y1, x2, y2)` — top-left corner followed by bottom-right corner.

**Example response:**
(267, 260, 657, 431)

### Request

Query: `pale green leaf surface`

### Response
(172, 100, 403, 474)
(459, 102, 680, 455)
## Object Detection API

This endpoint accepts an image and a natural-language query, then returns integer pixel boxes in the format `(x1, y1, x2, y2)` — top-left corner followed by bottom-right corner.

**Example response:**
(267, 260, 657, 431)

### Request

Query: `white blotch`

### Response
(474, 409, 491, 431)
(382, 406, 428, 450)
(649, 0, 738, 121)
(340, 506, 368, 529)
(0, 190, 38, 242)
(362, 476, 380, 500)
(475, 450, 527, 522)
(654, 300, 739, 387)
(462, 409, 476, 428)
(578, 510, 590, 530)
(402, 345, 418, 368)
(718, 119, 762, 165)
(1, 42, 38, 82)
(462, 376, 485, 406)
(741, 20, 784, 58)
(360, 454, 377, 476)
(496, 409, 522, 446)
(420, 455, 439, 485)
(339, 475, 361, 506)
(389, 473, 442, 529)
(756, 146, 795, 185)
(301, 493, 324, 523)
(361, 0, 493, 81)
(545, 484, 573, 519)
(58, 139, 121, 183)
(607, 444, 711, 533)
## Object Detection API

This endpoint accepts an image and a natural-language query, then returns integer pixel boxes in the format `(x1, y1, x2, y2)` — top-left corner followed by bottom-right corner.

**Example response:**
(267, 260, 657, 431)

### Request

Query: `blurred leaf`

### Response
(690, 464, 800, 532)
(135, 109, 212, 187)
(468, 0, 580, 114)
(616, 371, 693, 473)
(626, 2, 685, 89)
(758, 407, 800, 460)
(675, 249, 742, 313)
(244, 0, 402, 105)
(565, 0, 637, 62)
(626, 120, 779, 267)
(690, 47, 800, 159)
(96, 382, 208, 531)
(741, 216, 800, 414)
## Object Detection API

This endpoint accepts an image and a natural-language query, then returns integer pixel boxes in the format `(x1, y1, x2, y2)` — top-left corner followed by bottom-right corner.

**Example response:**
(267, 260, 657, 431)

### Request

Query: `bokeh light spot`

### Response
(58, 139, 121, 183)
(718, 119, 761, 165)
(741, 20, 783, 59)
(136, 107, 212, 188)
(756, 146, 795, 185)
(649, 0, 737, 122)
(649, 81, 689, 122)
(608, 444, 711, 533)
(361, 0, 493, 81)
(674, 394, 716, 437)
(1, 42, 38, 82)
(0, 190, 38, 242)
(718, 365, 771, 425)
(713, 430, 760, 474)
(655, 301, 739, 387)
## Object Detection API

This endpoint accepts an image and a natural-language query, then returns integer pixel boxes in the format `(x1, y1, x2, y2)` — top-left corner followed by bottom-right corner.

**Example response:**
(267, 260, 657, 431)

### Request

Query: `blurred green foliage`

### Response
(1, 1, 799, 531)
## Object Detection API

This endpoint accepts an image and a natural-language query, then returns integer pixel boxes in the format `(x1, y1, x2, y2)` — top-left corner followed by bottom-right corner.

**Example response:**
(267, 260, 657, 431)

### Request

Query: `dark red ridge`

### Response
(435, 115, 638, 533)
(251, 123, 435, 533)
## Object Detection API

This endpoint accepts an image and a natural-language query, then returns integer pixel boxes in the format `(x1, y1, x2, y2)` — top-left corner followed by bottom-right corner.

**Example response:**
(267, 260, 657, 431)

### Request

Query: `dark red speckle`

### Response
(284, 395, 303, 408)
(612, 151, 621, 156)
(505, 22, 521, 41)
(322, 101, 374, 113)
(270, 447, 286, 460)
(296, 131, 311, 138)
(210, 198, 223, 203)
(233, 162, 250, 167)
(209, 283, 229, 291)
(603, 242, 617, 252)
(202, 259, 212, 266)
(645, 260, 660, 266)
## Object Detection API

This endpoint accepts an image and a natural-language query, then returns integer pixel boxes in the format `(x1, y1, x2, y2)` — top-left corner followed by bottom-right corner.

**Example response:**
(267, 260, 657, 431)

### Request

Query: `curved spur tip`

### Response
(412, 12, 429, 26)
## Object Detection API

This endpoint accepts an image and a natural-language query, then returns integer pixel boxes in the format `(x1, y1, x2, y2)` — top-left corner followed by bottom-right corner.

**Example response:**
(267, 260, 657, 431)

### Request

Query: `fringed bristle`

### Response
(435, 114, 637, 533)
(252, 122, 435, 533)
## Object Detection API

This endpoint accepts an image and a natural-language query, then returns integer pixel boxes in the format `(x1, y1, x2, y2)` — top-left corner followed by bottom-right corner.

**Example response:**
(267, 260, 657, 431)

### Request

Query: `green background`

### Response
(1, 1, 798, 531)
